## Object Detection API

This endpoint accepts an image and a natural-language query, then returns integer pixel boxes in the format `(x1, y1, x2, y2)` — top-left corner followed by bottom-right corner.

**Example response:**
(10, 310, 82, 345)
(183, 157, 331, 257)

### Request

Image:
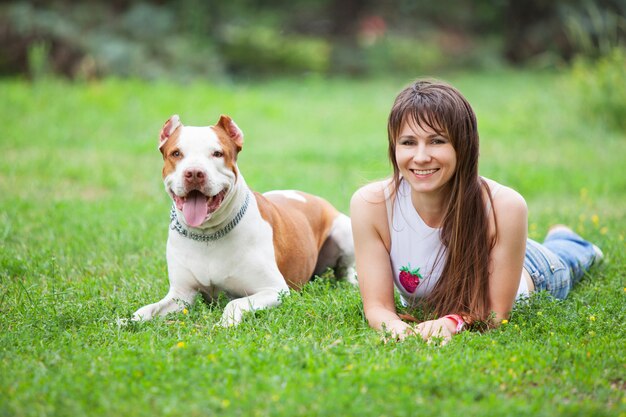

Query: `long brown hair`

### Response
(387, 79, 495, 325)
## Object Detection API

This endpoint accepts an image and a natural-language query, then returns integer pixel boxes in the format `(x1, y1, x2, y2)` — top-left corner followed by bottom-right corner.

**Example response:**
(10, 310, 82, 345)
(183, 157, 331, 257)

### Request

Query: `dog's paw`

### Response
(131, 305, 156, 322)
(342, 266, 358, 285)
(219, 300, 246, 327)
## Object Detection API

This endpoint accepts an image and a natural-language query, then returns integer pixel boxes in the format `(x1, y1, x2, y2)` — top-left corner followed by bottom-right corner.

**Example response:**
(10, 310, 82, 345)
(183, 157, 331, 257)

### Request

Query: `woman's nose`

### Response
(412, 144, 431, 163)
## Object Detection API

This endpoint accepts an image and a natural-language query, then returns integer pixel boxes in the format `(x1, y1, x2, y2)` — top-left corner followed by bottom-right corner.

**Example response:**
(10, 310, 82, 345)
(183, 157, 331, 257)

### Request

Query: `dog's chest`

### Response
(166, 205, 277, 291)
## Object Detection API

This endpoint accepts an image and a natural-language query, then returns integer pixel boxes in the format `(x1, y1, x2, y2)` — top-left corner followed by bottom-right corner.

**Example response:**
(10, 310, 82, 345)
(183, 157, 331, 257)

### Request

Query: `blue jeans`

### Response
(523, 230, 598, 299)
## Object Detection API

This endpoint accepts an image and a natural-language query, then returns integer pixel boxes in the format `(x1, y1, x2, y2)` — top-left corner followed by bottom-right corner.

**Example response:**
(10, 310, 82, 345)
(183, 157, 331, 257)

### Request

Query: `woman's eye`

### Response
(212, 150, 224, 158)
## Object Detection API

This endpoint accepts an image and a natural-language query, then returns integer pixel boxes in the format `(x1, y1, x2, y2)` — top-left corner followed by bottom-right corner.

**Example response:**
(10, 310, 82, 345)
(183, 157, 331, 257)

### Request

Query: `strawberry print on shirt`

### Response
(399, 264, 423, 293)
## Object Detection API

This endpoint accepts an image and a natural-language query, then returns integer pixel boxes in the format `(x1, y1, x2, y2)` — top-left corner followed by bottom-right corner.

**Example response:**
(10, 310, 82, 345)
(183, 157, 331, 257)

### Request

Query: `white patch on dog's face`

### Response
(161, 126, 238, 227)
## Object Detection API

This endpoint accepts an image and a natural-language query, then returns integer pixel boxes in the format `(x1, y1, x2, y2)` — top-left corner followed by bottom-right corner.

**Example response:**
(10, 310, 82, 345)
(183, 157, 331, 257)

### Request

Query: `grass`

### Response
(1, 70, 625, 417)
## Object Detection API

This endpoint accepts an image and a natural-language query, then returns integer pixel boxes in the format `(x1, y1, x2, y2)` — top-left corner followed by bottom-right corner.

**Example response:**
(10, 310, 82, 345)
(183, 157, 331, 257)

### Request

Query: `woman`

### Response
(350, 79, 603, 343)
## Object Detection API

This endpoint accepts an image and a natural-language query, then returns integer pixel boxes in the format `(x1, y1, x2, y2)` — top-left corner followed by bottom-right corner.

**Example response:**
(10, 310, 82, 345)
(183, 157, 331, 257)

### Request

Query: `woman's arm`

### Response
(487, 186, 529, 324)
(412, 186, 528, 341)
(350, 182, 413, 339)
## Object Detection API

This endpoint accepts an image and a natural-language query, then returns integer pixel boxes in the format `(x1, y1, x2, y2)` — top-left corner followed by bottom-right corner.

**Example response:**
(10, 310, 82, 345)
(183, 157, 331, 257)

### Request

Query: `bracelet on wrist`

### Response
(443, 314, 465, 334)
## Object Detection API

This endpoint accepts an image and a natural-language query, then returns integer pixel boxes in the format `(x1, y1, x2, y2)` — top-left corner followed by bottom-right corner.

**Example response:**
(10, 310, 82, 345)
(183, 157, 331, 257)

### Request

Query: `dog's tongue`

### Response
(182, 191, 209, 227)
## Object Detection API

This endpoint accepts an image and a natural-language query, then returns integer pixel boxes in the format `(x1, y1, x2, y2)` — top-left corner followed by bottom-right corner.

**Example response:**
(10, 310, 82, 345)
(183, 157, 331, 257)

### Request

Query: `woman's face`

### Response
(395, 117, 457, 197)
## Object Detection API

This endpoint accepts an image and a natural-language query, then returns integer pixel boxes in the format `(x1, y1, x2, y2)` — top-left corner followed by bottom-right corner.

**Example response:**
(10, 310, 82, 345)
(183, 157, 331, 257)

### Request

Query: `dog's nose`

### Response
(184, 168, 206, 184)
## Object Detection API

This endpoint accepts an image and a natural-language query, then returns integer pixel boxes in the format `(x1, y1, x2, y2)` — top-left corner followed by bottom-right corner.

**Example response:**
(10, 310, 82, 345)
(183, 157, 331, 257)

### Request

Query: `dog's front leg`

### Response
(132, 286, 197, 321)
(219, 288, 288, 327)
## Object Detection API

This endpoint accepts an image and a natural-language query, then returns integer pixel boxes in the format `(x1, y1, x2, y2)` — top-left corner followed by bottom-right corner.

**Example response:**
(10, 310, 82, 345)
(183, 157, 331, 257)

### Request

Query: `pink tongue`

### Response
(182, 191, 209, 227)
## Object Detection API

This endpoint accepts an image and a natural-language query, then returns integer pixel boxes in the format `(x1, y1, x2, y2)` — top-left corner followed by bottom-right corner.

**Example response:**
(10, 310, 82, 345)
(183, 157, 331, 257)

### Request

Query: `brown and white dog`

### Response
(132, 114, 356, 326)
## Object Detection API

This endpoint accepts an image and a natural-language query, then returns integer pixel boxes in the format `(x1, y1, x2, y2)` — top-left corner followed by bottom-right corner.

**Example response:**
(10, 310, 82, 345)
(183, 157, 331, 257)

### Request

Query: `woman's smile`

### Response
(410, 168, 439, 177)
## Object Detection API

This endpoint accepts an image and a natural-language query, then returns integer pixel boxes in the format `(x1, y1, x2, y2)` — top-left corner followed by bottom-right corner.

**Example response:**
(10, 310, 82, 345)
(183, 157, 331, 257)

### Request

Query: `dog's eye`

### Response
(212, 150, 224, 158)
(171, 150, 182, 158)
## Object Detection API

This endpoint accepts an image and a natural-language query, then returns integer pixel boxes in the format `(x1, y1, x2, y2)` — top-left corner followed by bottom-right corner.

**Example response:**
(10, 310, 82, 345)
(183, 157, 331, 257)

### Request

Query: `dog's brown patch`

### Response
(256, 192, 338, 289)
(211, 125, 240, 181)
(160, 127, 182, 179)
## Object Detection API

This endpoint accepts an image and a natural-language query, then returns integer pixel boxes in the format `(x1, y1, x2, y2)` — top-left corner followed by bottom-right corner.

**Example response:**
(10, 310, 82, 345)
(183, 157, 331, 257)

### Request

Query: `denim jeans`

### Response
(523, 229, 598, 299)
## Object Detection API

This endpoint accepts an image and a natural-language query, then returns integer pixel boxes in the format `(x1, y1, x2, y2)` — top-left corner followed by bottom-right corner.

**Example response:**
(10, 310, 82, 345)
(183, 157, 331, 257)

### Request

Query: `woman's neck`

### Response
(409, 186, 450, 228)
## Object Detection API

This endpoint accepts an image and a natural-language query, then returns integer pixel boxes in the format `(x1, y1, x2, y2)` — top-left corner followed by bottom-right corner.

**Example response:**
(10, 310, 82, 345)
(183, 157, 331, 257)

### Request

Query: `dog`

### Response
(132, 114, 356, 326)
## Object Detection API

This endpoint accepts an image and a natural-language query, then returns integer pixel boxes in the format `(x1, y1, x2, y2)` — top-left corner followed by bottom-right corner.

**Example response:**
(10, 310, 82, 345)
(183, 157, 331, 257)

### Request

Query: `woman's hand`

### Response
(384, 317, 458, 345)
(381, 319, 415, 343)
(414, 318, 456, 345)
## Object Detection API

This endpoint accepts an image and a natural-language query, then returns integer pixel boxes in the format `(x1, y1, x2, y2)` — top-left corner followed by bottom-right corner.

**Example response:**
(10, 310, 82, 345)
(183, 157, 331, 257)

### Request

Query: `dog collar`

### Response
(169, 191, 251, 242)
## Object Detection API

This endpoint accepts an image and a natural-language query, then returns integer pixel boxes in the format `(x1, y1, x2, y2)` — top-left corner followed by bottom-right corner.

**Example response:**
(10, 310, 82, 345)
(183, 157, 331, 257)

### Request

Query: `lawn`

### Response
(1, 71, 625, 417)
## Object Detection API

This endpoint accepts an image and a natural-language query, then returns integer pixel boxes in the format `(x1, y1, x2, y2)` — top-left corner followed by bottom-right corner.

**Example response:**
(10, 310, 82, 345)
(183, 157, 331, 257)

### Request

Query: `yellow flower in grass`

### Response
(501, 319, 509, 325)
(600, 227, 608, 235)
(176, 341, 186, 349)
(183, 308, 189, 315)
(580, 188, 588, 200)
(591, 214, 600, 227)
(589, 315, 596, 322)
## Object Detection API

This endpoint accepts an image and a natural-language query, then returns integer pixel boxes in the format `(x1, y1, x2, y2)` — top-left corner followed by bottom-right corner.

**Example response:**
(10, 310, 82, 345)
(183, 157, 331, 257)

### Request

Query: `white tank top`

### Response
(387, 179, 528, 305)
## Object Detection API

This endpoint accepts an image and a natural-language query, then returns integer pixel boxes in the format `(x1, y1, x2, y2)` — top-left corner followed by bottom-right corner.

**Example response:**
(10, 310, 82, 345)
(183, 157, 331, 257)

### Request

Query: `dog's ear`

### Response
(216, 115, 244, 152)
(159, 115, 182, 151)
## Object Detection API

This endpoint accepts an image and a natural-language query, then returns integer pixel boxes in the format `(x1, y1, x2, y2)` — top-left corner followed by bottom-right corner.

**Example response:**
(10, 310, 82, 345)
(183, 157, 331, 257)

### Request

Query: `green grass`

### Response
(1, 71, 625, 417)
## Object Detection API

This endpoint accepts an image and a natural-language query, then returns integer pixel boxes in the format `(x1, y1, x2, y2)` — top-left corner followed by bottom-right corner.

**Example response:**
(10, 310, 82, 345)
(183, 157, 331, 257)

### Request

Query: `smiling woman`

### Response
(350, 79, 604, 344)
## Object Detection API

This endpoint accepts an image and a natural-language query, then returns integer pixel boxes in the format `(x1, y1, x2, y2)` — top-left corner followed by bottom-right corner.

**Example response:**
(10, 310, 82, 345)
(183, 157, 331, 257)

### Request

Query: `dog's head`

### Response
(158, 114, 244, 227)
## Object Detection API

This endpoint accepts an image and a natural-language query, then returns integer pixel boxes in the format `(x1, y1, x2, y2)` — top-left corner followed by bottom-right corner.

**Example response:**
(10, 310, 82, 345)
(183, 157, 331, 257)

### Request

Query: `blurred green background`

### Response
(1, 4, 625, 416)
(1, 0, 625, 81)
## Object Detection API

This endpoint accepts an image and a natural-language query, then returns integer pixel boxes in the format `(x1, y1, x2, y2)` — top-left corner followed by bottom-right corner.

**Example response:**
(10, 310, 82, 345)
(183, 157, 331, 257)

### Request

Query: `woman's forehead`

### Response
(401, 112, 445, 135)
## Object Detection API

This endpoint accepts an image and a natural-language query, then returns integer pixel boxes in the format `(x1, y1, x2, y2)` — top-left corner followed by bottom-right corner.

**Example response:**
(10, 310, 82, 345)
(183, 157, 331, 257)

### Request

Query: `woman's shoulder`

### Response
(350, 179, 393, 225)
(483, 177, 528, 221)
(351, 179, 392, 206)
(350, 179, 393, 249)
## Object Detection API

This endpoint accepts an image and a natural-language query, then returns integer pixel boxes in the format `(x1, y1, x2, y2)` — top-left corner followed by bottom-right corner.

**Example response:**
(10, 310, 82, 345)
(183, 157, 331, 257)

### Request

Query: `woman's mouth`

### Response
(411, 168, 439, 176)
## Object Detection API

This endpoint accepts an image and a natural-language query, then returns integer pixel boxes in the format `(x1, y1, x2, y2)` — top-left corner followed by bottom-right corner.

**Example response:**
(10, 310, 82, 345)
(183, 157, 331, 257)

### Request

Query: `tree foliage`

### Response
(0, 0, 624, 80)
